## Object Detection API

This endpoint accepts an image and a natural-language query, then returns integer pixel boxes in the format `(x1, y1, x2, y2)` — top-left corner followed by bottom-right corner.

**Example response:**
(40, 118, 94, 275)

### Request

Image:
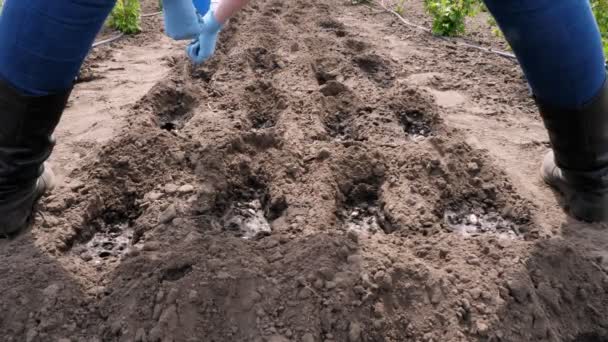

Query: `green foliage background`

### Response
(592, 0, 608, 54)
(109, 0, 142, 34)
(422, 0, 608, 56)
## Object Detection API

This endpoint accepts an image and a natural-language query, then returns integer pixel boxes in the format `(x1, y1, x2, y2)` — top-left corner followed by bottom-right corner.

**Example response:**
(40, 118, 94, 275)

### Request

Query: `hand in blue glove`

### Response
(187, 10, 223, 65)
(162, 0, 202, 41)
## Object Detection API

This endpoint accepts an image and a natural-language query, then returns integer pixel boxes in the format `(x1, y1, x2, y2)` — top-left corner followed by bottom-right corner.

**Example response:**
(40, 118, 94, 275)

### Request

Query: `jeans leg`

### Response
(0, 0, 117, 95)
(484, 0, 606, 108)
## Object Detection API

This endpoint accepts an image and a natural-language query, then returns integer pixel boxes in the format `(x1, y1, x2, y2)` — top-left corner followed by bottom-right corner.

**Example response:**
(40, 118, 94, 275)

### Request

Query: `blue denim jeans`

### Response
(0, 0, 116, 95)
(484, 0, 606, 108)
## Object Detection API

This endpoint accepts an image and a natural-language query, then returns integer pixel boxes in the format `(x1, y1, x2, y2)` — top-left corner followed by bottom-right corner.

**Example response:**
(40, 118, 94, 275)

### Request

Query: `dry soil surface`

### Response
(2, 1, 608, 342)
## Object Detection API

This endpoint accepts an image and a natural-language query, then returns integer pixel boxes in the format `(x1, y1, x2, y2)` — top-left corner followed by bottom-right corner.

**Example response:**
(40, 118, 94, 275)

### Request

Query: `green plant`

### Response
(424, 0, 478, 36)
(486, 15, 503, 38)
(395, 0, 406, 16)
(592, 0, 608, 55)
(109, 0, 141, 34)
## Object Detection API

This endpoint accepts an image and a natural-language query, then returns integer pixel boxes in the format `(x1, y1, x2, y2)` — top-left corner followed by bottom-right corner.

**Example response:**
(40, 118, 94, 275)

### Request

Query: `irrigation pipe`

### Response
(375, 0, 517, 61)
(142, 11, 162, 17)
(91, 11, 162, 49)
(92, 33, 125, 48)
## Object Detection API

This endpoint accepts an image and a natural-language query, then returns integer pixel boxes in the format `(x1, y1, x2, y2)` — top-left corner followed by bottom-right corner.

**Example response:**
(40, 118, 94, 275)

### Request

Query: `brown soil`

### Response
(2, 1, 608, 342)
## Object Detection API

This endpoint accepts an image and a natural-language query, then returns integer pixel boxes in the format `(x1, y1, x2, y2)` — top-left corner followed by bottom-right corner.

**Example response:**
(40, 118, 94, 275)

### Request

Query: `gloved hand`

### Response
(162, 0, 201, 41)
(187, 10, 223, 65)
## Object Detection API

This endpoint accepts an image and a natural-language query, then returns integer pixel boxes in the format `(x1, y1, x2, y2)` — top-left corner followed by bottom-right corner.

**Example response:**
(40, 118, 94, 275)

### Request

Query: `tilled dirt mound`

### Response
(2, 0, 608, 342)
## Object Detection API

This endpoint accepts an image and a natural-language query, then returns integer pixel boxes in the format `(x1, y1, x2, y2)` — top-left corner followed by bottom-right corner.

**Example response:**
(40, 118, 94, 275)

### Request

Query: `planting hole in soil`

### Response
(73, 222, 136, 264)
(397, 108, 433, 140)
(312, 57, 344, 85)
(444, 209, 520, 239)
(80, 223, 133, 264)
(223, 199, 272, 239)
(324, 110, 356, 141)
(339, 178, 393, 234)
(145, 80, 197, 131)
(244, 81, 286, 129)
(390, 87, 439, 140)
(249, 111, 278, 129)
(246, 47, 280, 72)
(209, 176, 287, 240)
(353, 54, 395, 87)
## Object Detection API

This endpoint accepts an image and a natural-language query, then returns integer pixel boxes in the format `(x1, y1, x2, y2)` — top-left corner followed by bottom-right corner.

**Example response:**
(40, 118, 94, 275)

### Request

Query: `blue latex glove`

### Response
(187, 10, 223, 65)
(162, 0, 201, 40)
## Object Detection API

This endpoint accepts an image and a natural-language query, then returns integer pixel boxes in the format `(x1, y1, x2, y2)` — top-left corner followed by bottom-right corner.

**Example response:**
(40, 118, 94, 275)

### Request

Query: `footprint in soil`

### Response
(74, 222, 136, 264)
(353, 54, 395, 87)
(444, 209, 520, 239)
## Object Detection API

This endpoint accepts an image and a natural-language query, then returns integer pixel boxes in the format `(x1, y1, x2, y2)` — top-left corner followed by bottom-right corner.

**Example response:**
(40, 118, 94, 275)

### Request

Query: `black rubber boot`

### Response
(538, 80, 608, 222)
(0, 80, 71, 237)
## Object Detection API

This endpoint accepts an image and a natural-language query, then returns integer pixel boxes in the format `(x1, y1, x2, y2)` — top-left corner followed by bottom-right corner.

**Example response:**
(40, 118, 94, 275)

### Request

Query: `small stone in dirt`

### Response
(178, 184, 195, 194)
(42, 216, 60, 228)
(164, 183, 179, 194)
(347, 230, 359, 244)
(188, 290, 198, 303)
(317, 267, 335, 281)
(467, 162, 480, 174)
(145, 191, 164, 201)
(302, 333, 316, 342)
(348, 322, 362, 342)
(268, 335, 290, 342)
(475, 320, 489, 336)
(156, 290, 165, 303)
(159, 204, 177, 224)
